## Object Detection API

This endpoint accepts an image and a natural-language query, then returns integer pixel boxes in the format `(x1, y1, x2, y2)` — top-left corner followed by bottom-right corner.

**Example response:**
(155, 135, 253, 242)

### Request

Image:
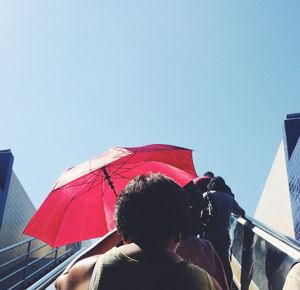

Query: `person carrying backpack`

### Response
(184, 171, 215, 237)
(202, 176, 245, 288)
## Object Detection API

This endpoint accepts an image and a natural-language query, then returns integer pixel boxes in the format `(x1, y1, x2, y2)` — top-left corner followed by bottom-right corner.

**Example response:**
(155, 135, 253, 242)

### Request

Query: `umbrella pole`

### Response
(101, 166, 117, 196)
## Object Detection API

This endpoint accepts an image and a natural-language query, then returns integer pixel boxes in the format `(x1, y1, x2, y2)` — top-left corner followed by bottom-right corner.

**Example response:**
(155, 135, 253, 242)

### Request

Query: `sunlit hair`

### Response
(114, 173, 189, 247)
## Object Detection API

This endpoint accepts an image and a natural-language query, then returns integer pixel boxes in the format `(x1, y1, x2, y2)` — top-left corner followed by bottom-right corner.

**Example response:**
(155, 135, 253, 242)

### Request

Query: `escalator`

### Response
(230, 215, 300, 290)
(25, 216, 300, 290)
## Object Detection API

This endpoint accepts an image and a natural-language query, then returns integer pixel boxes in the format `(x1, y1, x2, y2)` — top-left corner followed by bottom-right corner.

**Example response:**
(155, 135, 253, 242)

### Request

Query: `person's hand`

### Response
(240, 209, 245, 218)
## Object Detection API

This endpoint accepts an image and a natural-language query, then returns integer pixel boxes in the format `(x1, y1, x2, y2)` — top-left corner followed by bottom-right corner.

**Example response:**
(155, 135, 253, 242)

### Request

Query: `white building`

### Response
(255, 113, 300, 240)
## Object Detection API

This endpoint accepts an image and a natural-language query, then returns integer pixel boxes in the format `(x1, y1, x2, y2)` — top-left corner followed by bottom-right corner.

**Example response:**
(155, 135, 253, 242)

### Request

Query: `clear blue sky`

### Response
(1, 1, 299, 216)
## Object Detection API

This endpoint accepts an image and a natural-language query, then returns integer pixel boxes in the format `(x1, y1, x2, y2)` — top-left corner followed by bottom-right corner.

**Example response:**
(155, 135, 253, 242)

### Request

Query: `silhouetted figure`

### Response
(203, 176, 245, 288)
(183, 171, 215, 237)
(178, 192, 229, 290)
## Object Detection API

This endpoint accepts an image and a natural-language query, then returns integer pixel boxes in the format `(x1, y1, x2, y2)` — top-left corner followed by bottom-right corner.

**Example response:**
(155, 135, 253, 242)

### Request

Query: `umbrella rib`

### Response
(98, 160, 155, 189)
(106, 153, 137, 178)
(110, 160, 179, 182)
(89, 170, 113, 197)
(68, 171, 105, 201)
(86, 154, 140, 194)
(108, 160, 152, 179)
(59, 170, 103, 190)
(85, 171, 103, 194)
(95, 153, 150, 184)
(93, 169, 120, 197)
(58, 159, 164, 198)
(53, 172, 104, 245)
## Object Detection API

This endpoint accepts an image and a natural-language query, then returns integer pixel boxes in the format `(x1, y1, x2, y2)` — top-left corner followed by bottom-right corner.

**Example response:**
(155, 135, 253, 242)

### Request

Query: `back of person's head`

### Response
(192, 176, 212, 194)
(207, 176, 226, 192)
(203, 171, 214, 178)
(207, 176, 233, 195)
(115, 173, 189, 247)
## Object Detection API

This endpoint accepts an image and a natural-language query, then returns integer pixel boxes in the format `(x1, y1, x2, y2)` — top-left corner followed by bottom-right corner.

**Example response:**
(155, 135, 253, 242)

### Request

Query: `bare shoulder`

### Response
(55, 255, 99, 290)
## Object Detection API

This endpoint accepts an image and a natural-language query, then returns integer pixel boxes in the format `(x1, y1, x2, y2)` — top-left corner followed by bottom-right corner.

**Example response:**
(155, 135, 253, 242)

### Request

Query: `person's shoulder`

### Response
(183, 263, 221, 290)
(182, 236, 213, 249)
(184, 262, 209, 278)
(55, 255, 99, 290)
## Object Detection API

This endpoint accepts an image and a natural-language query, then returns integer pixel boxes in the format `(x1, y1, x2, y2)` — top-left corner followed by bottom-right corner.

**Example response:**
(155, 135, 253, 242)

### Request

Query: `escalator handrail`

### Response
(234, 214, 300, 254)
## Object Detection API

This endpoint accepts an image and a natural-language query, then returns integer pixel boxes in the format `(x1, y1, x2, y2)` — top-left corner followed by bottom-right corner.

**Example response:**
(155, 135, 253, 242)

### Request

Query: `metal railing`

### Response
(230, 215, 300, 289)
(27, 247, 86, 290)
(0, 237, 81, 290)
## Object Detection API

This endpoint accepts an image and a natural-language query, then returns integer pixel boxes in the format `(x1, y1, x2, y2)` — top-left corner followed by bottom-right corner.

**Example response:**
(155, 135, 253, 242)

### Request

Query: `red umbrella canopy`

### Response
(24, 144, 198, 247)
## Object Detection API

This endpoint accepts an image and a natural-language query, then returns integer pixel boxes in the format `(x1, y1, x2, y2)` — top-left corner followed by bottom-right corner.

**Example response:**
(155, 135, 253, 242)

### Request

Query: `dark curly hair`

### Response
(114, 173, 189, 247)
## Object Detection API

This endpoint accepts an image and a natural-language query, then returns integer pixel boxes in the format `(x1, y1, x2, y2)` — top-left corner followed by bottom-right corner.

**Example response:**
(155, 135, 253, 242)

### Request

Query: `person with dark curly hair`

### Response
(55, 173, 221, 290)
(114, 173, 189, 250)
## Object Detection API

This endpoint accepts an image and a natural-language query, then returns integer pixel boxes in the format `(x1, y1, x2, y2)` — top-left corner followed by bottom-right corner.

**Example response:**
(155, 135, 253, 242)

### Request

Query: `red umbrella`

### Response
(24, 144, 197, 247)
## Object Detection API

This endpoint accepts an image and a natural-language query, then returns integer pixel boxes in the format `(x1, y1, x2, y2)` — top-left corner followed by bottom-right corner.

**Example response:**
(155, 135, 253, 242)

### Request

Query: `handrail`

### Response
(0, 237, 35, 254)
(56, 248, 74, 260)
(0, 249, 59, 283)
(26, 248, 86, 290)
(9, 253, 72, 290)
(0, 237, 81, 289)
(0, 242, 49, 269)
(230, 214, 300, 290)
(237, 214, 300, 252)
(0, 250, 29, 269)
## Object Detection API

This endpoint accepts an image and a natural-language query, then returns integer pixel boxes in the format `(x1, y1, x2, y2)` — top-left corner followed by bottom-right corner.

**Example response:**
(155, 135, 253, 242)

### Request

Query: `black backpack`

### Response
(199, 191, 218, 228)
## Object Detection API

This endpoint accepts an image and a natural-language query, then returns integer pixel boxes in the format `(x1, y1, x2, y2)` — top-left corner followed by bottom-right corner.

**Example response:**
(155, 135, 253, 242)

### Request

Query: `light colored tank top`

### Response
(89, 247, 216, 290)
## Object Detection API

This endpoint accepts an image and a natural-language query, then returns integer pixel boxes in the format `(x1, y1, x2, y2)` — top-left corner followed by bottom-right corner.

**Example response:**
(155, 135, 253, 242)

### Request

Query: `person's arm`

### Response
(232, 199, 245, 217)
(63, 229, 121, 275)
(55, 255, 98, 290)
